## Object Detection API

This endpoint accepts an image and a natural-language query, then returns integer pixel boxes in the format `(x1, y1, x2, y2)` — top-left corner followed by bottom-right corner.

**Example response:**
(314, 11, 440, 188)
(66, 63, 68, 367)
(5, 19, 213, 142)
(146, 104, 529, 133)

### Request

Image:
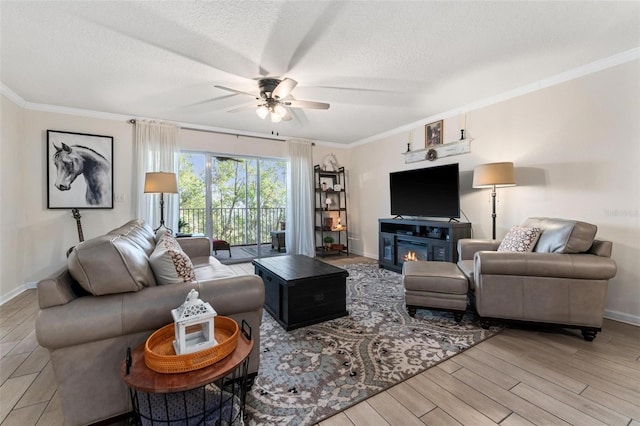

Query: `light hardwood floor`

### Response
(1, 257, 638, 425)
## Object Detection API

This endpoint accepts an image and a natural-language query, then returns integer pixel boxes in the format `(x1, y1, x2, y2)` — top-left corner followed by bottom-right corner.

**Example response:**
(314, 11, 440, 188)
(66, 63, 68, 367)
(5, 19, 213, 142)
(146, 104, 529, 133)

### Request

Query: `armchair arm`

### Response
(177, 237, 211, 258)
(458, 239, 501, 260)
(474, 251, 617, 280)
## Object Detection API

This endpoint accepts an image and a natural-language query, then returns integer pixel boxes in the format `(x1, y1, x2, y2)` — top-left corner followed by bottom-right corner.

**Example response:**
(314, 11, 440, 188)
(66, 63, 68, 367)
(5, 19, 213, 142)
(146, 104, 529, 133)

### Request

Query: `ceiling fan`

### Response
(214, 78, 330, 123)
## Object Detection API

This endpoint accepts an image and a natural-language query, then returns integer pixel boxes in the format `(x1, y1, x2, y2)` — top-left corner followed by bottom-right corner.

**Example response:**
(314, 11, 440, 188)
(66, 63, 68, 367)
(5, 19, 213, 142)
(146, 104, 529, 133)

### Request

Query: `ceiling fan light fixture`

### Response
(256, 105, 269, 120)
(270, 111, 282, 123)
(274, 104, 287, 117)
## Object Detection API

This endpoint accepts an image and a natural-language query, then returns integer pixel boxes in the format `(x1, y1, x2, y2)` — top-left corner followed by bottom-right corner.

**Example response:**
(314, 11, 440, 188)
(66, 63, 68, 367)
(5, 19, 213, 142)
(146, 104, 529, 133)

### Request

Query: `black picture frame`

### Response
(47, 130, 114, 209)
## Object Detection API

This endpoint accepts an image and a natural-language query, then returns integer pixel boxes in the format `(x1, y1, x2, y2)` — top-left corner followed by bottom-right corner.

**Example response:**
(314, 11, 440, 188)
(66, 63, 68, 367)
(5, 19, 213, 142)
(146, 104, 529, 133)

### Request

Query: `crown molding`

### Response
(0, 83, 27, 107)
(351, 47, 640, 147)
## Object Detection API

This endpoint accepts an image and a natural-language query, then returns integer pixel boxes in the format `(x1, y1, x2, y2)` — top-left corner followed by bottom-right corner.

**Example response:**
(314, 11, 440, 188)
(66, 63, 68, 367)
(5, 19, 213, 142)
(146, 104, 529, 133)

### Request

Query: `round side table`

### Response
(121, 323, 253, 425)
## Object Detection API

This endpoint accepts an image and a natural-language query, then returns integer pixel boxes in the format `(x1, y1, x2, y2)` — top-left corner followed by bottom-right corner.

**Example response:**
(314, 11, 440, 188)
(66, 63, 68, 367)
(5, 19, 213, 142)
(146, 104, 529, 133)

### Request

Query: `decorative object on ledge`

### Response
(403, 138, 472, 164)
(473, 162, 516, 239)
(325, 197, 333, 210)
(322, 153, 340, 171)
(427, 149, 438, 161)
(425, 120, 443, 147)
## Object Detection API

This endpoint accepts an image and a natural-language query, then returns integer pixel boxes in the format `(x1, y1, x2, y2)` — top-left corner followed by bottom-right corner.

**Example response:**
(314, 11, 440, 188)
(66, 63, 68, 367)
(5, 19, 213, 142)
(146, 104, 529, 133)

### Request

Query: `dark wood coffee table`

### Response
(252, 255, 349, 331)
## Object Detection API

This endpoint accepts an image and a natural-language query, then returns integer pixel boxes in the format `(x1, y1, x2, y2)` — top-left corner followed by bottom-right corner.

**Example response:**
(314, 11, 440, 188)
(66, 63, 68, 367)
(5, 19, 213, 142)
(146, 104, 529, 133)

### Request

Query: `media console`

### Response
(378, 218, 472, 272)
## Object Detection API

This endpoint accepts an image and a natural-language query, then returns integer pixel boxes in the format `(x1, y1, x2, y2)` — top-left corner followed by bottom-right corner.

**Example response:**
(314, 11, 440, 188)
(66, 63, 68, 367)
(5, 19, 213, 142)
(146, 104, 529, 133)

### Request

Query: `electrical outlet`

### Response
(115, 193, 125, 202)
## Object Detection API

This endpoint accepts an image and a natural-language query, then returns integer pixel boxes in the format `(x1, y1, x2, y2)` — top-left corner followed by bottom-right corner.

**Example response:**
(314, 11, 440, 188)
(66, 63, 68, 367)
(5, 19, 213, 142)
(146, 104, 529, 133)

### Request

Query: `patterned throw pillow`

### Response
(497, 226, 542, 253)
(155, 226, 172, 243)
(149, 238, 196, 284)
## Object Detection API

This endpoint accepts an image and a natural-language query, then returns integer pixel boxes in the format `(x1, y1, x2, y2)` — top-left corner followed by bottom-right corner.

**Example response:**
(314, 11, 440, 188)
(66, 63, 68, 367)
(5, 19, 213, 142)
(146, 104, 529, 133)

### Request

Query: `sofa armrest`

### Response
(177, 237, 212, 258)
(458, 239, 501, 260)
(37, 267, 81, 309)
(474, 251, 617, 280)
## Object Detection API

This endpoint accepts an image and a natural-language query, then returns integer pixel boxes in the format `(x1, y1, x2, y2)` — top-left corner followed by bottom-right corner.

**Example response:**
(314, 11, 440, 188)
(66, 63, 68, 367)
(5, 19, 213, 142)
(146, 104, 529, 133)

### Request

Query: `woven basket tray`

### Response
(144, 316, 239, 374)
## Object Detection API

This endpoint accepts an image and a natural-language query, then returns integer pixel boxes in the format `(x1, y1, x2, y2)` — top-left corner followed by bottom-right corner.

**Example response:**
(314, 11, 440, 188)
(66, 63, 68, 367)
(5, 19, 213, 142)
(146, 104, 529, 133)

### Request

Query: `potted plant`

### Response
(178, 219, 191, 233)
(323, 235, 334, 249)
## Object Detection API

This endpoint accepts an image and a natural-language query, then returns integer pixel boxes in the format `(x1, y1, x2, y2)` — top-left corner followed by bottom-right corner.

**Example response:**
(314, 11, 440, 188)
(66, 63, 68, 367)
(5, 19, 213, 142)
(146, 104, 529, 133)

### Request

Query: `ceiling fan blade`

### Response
(214, 85, 259, 99)
(272, 78, 298, 99)
(227, 102, 260, 113)
(284, 99, 330, 110)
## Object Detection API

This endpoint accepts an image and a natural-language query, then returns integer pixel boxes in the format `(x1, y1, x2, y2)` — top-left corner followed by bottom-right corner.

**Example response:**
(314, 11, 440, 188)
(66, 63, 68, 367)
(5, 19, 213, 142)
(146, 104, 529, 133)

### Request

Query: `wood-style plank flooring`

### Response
(1, 256, 638, 425)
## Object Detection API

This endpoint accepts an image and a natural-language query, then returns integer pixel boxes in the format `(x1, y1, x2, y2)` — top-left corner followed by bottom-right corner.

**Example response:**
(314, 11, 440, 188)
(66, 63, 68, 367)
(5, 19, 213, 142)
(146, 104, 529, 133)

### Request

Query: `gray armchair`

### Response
(457, 218, 617, 341)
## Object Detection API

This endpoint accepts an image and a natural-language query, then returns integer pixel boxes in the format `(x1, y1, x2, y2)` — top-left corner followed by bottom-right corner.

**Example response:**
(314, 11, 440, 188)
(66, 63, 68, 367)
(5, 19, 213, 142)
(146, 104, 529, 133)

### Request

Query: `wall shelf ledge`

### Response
(403, 138, 472, 163)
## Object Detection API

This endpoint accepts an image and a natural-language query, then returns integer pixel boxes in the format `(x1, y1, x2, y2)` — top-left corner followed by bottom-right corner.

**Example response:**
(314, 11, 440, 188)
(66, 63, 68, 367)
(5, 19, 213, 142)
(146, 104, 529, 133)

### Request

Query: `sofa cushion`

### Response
(191, 256, 237, 280)
(68, 235, 157, 295)
(149, 238, 196, 285)
(498, 226, 541, 253)
(522, 217, 597, 254)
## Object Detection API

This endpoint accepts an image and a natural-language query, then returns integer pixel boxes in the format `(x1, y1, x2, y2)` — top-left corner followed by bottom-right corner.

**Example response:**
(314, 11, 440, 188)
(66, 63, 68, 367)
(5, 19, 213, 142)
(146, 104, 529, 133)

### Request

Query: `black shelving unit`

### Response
(314, 165, 348, 257)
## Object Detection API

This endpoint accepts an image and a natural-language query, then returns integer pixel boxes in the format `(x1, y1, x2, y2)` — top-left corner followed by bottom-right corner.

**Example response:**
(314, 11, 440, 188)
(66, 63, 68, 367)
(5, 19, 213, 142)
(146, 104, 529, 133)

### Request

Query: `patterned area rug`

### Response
(244, 263, 501, 425)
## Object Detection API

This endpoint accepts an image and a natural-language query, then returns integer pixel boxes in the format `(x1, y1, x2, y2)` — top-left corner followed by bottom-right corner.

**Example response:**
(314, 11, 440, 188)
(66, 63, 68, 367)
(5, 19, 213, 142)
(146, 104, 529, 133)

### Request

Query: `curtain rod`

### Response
(128, 119, 289, 142)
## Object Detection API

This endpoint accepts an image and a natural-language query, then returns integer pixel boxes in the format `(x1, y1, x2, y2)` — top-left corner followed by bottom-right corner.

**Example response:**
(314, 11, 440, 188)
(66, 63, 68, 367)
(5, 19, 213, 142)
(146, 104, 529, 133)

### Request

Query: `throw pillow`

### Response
(155, 226, 173, 243)
(497, 226, 541, 253)
(149, 240, 196, 285)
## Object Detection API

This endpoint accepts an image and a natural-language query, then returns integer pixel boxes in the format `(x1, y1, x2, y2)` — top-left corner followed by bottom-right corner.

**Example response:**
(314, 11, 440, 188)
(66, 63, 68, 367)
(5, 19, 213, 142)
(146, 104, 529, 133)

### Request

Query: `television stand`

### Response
(378, 218, 471, 273)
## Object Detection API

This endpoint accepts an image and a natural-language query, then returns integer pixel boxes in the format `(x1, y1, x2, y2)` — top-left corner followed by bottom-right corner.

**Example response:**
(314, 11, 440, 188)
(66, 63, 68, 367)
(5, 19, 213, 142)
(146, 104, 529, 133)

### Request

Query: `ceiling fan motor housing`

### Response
(259, 78, 282, 99)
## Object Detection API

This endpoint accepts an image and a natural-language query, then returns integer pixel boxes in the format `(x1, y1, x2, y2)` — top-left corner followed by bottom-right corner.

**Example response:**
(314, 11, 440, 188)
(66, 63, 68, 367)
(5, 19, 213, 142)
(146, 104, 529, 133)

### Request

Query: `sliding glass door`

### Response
(178, 152, 287, 260)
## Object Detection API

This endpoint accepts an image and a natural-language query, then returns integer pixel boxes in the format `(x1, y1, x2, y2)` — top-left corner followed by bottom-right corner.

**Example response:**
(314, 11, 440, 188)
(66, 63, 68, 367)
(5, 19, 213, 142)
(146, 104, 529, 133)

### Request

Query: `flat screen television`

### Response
(390, 163, 460, 219)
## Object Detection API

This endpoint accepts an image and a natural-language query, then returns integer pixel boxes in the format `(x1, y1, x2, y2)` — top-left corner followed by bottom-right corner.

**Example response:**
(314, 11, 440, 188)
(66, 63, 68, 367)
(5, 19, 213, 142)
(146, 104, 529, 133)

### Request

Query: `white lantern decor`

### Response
(171, 289, 218, 355)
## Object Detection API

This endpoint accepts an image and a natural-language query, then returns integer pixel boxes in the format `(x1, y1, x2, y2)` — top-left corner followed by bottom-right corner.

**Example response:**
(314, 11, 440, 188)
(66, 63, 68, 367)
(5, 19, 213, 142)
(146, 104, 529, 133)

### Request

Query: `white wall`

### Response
(348, 60, 640, 324)
(1, 95, 26, 302)
(0, 104, 349, 302)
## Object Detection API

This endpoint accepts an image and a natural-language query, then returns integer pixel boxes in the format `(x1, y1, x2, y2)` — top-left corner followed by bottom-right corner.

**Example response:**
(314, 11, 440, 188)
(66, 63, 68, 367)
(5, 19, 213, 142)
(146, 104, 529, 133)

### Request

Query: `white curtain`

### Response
(285, 139, 315, 256)
(133, 120, 181, 231)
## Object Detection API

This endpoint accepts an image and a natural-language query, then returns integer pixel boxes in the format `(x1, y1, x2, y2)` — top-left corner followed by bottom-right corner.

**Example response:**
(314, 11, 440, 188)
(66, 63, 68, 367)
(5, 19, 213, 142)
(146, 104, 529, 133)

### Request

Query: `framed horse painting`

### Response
(47, 130, 114, 209)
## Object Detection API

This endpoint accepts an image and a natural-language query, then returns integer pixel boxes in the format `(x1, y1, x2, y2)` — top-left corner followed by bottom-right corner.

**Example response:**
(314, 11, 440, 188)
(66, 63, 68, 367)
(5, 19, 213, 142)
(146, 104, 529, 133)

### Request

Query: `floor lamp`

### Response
(144, 172, 178, 232)
(472, 162, 516, 239)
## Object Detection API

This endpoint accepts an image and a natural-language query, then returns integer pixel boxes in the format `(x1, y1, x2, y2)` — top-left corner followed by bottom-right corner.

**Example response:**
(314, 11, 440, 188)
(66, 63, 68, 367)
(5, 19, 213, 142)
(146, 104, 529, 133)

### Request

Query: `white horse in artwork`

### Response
(52, 143, 112, 206)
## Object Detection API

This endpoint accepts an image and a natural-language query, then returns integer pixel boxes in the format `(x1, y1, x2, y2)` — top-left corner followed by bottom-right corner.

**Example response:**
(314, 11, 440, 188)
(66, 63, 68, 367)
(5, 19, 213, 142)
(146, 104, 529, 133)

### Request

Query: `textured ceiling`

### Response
(1, 1, 639, 144)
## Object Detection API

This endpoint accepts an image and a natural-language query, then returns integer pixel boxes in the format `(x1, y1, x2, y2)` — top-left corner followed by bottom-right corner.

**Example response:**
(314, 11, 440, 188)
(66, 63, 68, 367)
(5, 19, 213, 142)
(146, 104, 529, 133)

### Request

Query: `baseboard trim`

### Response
(0, 282, 37, 306)
(604, 309, 640, 326)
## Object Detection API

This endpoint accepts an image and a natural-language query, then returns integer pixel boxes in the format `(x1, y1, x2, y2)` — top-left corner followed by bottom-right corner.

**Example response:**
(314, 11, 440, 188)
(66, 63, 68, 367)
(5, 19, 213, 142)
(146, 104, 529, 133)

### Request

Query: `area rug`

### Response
(244, 262, 501, 425)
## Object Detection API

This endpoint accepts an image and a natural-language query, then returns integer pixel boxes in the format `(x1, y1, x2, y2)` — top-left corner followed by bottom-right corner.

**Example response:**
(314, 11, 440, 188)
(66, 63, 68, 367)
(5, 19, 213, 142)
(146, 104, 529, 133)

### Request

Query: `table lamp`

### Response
(325, 197, 333, 211)
(473, 162, 516, 239)
(144, 172, 178, 232)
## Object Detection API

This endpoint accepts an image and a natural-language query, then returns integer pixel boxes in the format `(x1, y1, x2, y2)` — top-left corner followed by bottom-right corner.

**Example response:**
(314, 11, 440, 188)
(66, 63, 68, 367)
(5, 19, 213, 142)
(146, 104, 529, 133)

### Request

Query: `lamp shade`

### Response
(144, 172, 178, 193)
(473, 162, 516, 188)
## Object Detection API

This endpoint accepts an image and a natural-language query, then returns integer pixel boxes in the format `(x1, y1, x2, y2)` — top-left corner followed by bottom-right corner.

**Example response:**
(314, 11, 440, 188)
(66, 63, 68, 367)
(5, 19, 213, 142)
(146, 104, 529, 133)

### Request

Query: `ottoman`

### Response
(402, 261, 469, 323)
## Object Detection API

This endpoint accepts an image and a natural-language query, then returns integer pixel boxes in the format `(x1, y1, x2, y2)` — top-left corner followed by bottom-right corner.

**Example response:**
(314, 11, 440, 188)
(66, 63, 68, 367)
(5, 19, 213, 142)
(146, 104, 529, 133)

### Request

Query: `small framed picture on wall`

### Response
(425, 120, 443, 147)
(47, 130, 114, 209)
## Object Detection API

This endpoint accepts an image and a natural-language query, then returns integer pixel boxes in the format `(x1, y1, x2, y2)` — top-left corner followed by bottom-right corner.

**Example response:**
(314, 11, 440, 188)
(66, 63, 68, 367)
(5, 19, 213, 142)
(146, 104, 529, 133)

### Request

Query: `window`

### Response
(178, 152, 287, 259)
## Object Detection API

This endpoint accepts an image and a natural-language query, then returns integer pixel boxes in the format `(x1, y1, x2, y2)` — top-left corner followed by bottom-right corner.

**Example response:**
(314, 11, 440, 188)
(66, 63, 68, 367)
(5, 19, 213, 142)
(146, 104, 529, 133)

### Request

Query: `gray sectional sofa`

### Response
(35, 219, 264, 425)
